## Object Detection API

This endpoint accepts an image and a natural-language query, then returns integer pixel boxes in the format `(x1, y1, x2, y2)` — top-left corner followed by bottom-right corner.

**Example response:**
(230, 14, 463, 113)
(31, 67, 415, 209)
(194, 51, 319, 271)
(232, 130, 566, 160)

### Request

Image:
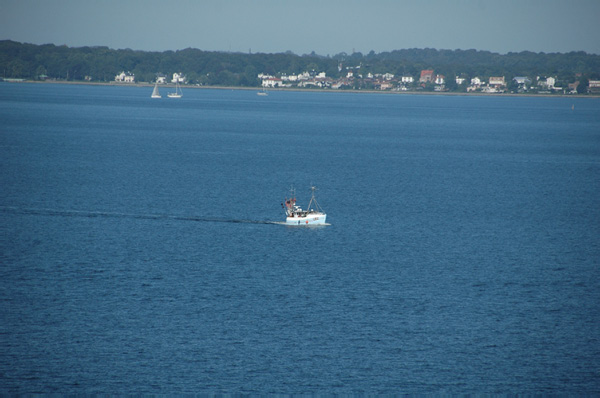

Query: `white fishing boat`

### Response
(151, 82, 161, 98)
(168, 81, 182, 98)
(283, 186, 327, 225)
(257, 88, 268, 96)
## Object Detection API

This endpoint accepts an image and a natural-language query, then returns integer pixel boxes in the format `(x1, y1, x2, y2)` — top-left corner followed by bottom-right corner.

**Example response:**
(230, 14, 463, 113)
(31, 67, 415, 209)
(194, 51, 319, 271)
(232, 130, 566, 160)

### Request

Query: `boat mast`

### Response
(307, 186, 321, 212)
(289, 186, 296, 214)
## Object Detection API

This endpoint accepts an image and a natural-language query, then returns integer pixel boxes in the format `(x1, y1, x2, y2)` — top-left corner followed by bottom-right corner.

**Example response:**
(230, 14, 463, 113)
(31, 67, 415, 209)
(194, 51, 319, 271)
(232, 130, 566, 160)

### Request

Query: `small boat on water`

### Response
(283, 186, 326, 225)
(168, 81, 182, 98)
(257, 88, 268, 96)
(151, 82, 161, 98)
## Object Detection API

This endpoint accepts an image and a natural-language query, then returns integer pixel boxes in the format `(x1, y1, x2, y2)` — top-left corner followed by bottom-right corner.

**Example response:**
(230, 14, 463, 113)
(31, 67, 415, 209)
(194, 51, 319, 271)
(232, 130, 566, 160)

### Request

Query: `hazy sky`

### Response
(1, 0, 599, 55)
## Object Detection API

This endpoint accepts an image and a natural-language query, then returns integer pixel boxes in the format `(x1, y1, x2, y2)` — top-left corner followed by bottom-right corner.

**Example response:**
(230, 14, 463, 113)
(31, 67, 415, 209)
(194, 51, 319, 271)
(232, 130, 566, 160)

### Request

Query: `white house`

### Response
(298, 78, 331, 88)
(281, 74, 298, 82)
(489, 76, 506, 86)
(481, 86, 498, 93)
(401, 76, 414, 83)
(471, 77, 483, 86)
(262, 77, 283, 88)
(156, 74, 167, 84)
(172, 73, 186, 84)
(513, 76, 531, 85)
(383, 73, 395, 80)
(455, 76, 466, 85)
(588, 80, 600, 88)
(538, 76, 556, 89)
(115, 71, 135, 83)
(589, 80, 600, 93)
(434, 74, 445, 85)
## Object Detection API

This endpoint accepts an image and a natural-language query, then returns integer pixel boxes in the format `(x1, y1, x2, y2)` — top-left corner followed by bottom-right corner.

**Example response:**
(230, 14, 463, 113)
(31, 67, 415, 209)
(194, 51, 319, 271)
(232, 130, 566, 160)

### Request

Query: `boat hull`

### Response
(285, 213, 326, 226)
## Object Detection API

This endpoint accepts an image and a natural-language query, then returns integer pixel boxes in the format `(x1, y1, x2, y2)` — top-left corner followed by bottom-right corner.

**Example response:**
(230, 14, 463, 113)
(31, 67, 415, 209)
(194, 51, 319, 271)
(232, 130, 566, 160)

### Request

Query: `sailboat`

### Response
(151, 82, 161, 98)
(168, 81, 182, 98)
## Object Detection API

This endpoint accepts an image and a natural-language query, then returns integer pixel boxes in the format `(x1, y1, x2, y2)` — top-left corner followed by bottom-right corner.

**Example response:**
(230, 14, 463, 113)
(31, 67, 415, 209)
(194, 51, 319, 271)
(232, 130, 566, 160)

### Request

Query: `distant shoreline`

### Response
(5, 79, 598, 98)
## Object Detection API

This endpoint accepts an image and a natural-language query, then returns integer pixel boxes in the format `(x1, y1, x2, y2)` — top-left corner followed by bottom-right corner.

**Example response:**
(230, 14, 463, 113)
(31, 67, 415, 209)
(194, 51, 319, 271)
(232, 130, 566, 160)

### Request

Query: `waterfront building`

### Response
(115, 71, 135, 83)
(420, 70, 434, 83)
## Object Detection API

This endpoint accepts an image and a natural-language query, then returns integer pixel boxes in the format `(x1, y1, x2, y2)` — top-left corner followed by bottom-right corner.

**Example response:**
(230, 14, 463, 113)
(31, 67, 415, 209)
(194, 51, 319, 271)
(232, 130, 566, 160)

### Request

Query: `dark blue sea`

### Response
(1, 83, 599, 394)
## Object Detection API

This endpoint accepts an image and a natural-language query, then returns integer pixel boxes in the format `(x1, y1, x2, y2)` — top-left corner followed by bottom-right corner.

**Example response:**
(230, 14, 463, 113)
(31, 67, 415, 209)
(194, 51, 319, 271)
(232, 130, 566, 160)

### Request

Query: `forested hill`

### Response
(1, 40, 599, 88)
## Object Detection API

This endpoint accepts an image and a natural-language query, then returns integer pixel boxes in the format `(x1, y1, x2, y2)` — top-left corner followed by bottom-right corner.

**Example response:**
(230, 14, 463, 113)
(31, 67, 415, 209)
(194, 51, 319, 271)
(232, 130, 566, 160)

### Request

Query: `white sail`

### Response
(151, 82, 161, 98)
(168, 81, 182, 98)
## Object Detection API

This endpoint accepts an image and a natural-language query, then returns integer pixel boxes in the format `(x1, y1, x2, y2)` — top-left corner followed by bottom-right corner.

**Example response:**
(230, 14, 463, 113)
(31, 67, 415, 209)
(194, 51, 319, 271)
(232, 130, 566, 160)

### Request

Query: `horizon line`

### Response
(2, 39, 598, 57)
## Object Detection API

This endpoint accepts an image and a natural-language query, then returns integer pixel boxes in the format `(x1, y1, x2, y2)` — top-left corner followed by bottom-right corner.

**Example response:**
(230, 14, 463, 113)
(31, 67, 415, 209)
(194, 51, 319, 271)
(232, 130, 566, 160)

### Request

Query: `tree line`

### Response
(1, 40, 599, 89)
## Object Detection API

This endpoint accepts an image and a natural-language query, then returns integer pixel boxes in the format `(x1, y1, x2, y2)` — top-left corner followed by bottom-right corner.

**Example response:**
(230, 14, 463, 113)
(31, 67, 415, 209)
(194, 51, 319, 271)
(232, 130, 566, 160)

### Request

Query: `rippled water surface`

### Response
(1, 83, 599, 394)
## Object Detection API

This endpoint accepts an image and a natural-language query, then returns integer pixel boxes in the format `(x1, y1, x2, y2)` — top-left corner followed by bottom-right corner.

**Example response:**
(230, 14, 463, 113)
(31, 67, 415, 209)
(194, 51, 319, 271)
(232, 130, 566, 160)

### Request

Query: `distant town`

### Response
(255, 68, 600, 94)
(115, 69, 599, 95)
(2, 40, 599, 95)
